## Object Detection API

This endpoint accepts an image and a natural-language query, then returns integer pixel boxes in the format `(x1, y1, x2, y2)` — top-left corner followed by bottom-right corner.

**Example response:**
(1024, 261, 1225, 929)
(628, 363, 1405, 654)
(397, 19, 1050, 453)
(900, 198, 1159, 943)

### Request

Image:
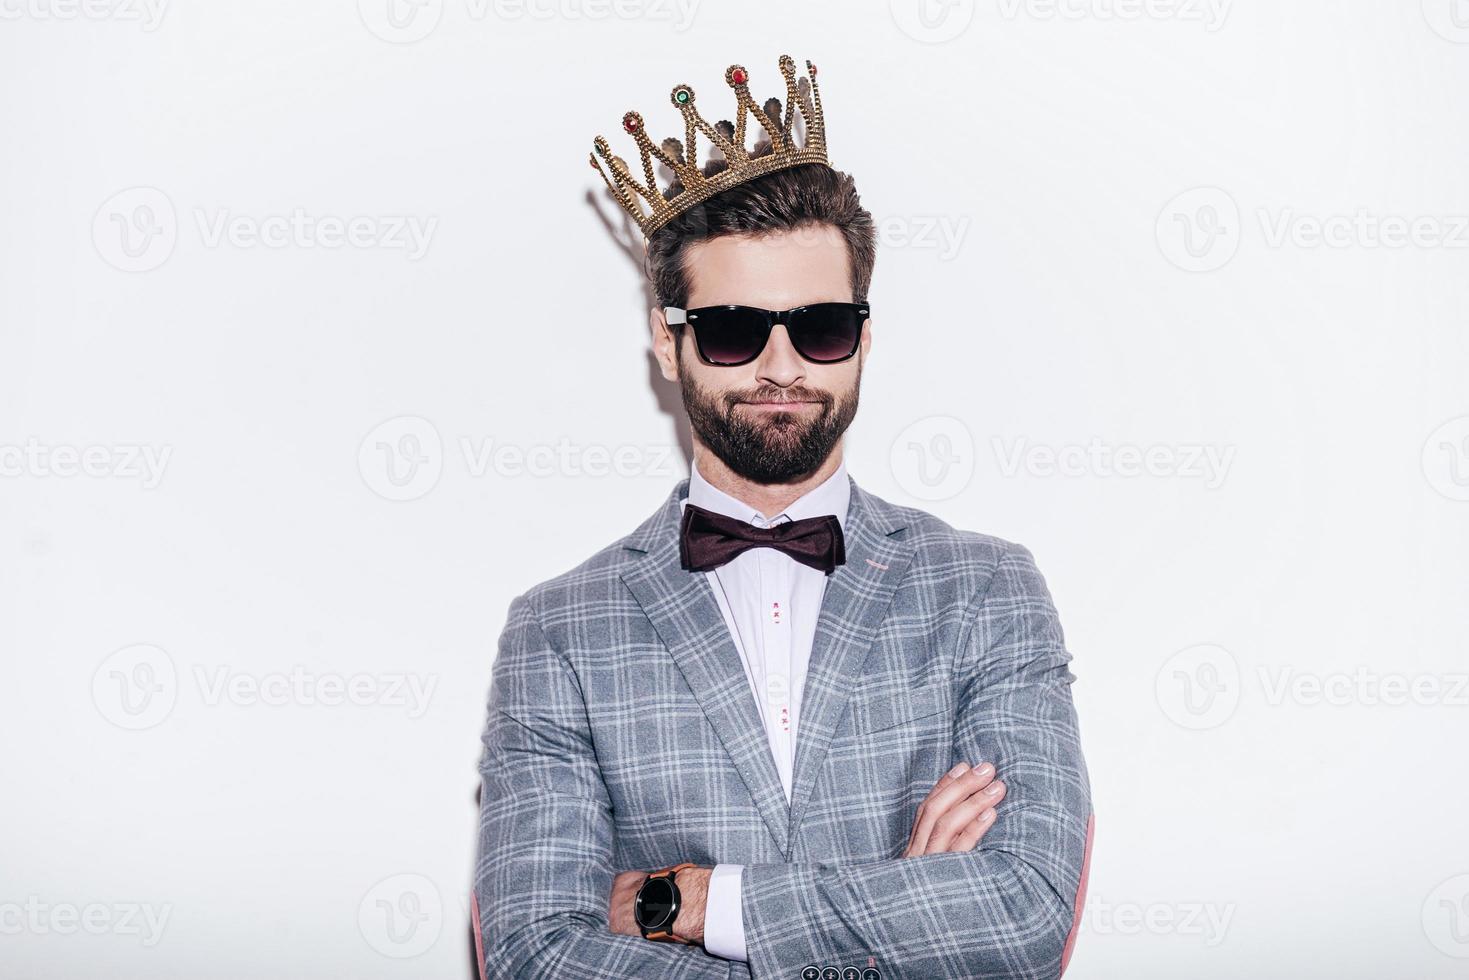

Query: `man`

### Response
(473, 54, 1093, 979)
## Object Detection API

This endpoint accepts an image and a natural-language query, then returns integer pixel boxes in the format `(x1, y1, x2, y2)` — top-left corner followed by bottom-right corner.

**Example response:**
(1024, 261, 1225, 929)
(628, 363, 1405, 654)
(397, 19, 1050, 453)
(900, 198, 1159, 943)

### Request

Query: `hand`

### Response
(903, 761, 1007, 857)
(607, 865, 711, 945)
(607, 869, 647, 938)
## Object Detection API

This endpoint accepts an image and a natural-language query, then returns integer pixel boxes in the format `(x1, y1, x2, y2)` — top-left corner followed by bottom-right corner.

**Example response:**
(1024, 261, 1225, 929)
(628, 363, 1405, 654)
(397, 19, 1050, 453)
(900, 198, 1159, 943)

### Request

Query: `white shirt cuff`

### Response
(701, 863, 748, 961)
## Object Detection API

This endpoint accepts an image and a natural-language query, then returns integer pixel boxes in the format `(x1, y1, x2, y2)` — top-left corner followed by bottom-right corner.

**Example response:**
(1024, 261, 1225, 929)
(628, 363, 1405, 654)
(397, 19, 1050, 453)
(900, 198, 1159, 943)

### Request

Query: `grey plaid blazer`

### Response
(473, 474, 1094, 979)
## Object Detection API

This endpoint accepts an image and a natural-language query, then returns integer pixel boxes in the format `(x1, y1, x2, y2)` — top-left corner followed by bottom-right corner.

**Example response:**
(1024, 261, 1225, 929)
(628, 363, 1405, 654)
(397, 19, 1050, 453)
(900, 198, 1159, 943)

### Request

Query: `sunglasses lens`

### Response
(688, 308, 769, 365)
(789, 305, 864, 362)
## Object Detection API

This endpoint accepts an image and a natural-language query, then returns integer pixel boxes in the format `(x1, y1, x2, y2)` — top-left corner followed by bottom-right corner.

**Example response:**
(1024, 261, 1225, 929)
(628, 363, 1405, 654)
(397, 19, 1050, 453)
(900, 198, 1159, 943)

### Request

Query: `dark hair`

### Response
(644, 163, 877, 312)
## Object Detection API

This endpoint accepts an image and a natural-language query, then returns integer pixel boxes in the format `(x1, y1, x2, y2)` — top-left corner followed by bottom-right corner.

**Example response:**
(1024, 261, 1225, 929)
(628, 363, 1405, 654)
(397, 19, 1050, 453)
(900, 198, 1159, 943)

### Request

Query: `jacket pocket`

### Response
(844, 683, 948, 735)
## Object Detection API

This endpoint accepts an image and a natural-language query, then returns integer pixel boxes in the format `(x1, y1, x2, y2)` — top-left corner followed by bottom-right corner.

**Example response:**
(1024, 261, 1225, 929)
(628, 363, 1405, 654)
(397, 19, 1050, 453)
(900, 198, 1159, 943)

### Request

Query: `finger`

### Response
(906, 761, 972, 856)
(926, 778, 1005, 853)
(908, 763, 997, 855)
(906, 762, 965, 855)
(909, 763, 995, 855)
(948, 806, 998, 852)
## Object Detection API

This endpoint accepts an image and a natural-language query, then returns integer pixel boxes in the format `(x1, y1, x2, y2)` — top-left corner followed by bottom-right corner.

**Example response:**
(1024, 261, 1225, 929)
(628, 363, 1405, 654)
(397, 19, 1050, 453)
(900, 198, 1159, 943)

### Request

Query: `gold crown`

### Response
(589, 54, 829, 239)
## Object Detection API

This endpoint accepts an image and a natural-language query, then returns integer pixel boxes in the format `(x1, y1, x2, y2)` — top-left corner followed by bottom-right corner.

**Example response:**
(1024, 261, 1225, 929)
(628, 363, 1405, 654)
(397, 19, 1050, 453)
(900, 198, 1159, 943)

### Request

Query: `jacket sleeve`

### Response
(473, 592, 748, 980)
(737, 542, 1095, 979)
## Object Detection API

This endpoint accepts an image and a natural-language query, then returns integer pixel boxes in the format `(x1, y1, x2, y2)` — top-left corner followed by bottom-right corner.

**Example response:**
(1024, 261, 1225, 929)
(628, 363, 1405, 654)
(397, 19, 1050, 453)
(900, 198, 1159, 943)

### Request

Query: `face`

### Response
(652, 224, 872, 485)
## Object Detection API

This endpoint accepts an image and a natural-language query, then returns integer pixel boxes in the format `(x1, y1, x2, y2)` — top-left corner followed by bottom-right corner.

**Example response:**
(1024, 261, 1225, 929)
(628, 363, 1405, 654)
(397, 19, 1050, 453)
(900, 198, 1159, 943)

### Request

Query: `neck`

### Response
(690, 442, 844, 519)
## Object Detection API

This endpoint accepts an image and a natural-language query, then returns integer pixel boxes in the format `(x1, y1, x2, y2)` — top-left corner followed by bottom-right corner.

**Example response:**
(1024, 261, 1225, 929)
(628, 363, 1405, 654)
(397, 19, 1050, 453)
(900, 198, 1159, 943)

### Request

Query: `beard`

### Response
(680, 362, 861, 485)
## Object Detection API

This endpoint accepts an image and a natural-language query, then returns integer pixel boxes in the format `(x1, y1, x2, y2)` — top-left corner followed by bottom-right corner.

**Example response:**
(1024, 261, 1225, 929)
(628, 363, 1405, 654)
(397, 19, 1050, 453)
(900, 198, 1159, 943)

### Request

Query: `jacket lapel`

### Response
(619, 479, 793, 855)
(617, 474, 915, 861)
(784, 481, 914, 856)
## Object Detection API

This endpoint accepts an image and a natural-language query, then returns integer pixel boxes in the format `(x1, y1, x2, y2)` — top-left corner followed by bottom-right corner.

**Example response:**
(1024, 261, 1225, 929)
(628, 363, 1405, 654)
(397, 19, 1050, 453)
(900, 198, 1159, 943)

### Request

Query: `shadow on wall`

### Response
(586, 185, 696, 473)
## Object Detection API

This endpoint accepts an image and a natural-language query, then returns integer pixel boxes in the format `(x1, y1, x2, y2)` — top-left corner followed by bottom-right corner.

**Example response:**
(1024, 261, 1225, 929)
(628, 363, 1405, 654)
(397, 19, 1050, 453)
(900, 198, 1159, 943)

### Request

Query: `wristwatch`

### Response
(633, 862, 697, 944)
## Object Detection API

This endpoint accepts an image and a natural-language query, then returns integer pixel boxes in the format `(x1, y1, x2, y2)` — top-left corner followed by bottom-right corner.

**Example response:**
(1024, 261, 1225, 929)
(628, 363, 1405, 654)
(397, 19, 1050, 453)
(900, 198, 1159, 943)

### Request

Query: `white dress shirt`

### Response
(678, 456, 851, 963)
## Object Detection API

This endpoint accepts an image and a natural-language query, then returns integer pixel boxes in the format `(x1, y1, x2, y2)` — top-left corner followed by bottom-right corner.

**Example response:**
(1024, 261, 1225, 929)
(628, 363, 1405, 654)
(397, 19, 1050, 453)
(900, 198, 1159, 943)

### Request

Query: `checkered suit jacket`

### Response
(473, 474, 1094, 979)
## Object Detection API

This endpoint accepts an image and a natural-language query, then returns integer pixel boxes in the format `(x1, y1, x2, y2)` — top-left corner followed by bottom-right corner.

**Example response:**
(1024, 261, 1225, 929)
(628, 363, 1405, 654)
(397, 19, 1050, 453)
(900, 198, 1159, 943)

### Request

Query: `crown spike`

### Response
(761, 97, 786, 148)
(804, 60, 826, 155)
(589, 146, 645, 224)
(724, 65, 752, 162)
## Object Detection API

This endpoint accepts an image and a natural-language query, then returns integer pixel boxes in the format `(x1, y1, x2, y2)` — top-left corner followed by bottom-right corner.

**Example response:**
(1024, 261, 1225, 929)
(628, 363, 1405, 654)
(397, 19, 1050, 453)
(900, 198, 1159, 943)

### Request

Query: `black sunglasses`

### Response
(664, 302, 869, 366)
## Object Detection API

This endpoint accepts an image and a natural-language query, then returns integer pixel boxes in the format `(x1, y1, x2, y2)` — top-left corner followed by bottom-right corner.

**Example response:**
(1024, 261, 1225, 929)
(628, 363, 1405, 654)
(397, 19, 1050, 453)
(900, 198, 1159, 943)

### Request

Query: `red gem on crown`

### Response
(622, 113, 640, 133)
(731, 68, 747, 85)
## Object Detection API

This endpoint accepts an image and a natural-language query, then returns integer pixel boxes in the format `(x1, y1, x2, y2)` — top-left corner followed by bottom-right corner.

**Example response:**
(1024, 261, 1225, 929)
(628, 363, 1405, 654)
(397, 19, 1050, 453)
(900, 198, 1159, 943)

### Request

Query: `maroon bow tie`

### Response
(679, 502, 846, 574)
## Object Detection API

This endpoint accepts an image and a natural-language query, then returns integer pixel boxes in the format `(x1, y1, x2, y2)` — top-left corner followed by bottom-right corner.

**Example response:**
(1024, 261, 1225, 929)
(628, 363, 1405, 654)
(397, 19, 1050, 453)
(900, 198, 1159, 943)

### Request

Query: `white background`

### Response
(3, 1, 1467, 977)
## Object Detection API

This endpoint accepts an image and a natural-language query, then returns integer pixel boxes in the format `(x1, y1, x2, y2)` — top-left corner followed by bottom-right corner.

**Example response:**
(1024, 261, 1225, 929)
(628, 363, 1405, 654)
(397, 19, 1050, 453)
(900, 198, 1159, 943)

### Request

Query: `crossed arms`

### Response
(473, 542, 1093, 979)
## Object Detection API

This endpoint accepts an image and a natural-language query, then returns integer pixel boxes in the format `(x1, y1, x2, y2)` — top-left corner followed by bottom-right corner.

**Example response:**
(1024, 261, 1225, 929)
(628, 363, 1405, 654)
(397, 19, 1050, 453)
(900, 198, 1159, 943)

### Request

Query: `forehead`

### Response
(683, 224, 852, 308)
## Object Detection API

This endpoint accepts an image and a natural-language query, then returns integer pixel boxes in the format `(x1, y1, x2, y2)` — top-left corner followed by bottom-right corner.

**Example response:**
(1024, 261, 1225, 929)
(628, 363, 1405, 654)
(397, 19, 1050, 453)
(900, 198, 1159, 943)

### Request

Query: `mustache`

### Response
(724, 387, 832, 408)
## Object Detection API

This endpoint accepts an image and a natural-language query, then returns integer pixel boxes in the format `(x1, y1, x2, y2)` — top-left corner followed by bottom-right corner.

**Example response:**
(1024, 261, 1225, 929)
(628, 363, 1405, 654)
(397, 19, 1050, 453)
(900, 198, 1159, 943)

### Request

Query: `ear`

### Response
(859, 315, 873, 359)
(650, 306, 680, 382)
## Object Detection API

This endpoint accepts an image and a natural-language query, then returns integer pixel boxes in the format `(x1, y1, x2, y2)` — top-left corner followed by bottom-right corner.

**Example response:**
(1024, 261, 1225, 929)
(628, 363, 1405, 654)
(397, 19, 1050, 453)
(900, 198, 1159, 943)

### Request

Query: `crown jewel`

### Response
(589, 54, 830, 239)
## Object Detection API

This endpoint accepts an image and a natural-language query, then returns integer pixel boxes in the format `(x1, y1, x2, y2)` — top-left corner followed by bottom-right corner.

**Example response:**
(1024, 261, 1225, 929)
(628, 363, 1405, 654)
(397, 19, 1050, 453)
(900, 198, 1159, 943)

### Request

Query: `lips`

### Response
(741, 402, 815, 412)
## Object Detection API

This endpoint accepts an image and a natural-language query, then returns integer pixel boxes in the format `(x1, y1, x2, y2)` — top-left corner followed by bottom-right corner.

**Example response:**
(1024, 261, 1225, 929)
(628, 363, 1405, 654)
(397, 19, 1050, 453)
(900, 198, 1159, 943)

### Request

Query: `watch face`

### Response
(635, 876, 677, 930)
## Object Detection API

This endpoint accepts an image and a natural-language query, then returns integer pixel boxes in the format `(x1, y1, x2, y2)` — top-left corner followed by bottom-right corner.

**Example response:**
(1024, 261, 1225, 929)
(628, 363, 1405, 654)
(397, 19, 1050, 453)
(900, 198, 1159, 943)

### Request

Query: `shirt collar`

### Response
(683, 456, 851, 531)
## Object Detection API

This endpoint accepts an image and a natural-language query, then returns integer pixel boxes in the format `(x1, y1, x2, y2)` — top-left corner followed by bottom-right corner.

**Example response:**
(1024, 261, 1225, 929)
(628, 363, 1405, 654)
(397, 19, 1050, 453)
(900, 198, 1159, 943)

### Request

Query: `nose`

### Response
(753, 322, 806, 387)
